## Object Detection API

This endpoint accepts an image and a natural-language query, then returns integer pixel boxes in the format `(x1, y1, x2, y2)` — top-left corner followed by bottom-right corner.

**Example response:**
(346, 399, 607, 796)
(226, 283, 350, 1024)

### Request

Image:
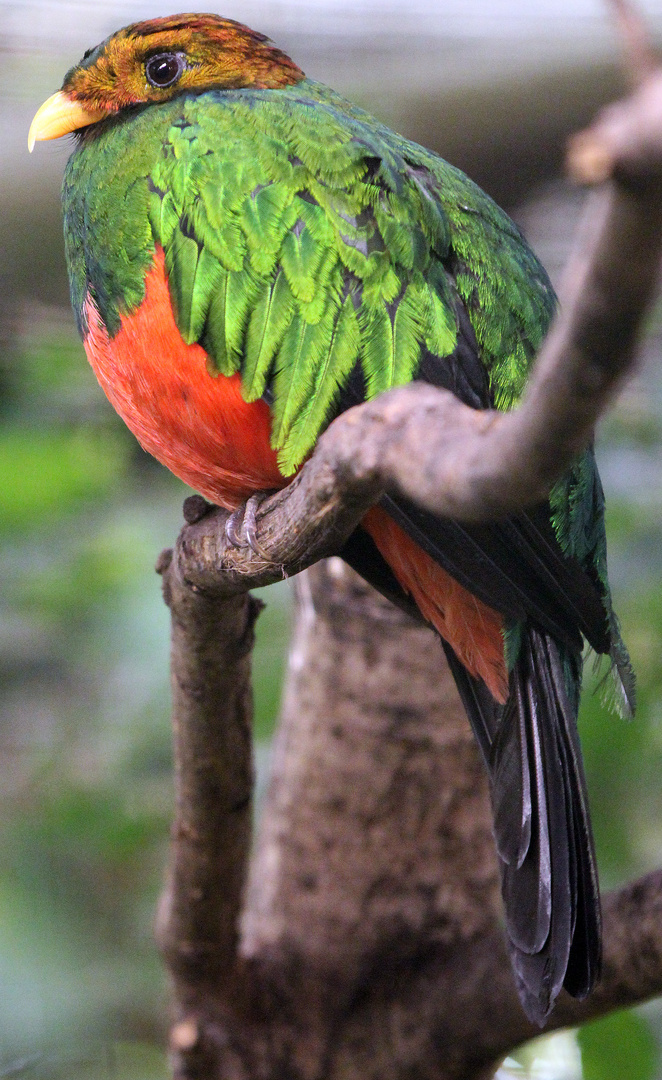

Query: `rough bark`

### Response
(158, 560, 504, 1080)
(240, 564, 500, 1074)
(155, 548, 261, 1078)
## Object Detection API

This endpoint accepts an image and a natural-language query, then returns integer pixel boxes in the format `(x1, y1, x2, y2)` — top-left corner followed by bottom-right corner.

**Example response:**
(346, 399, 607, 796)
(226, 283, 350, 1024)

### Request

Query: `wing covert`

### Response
(146, 92, 465, 473)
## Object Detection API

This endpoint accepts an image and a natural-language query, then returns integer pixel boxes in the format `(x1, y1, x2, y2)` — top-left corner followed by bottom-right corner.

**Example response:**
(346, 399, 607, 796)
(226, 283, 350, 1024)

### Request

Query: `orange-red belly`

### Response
(83, 247, 285, 510)
(83, 247, 507, 698)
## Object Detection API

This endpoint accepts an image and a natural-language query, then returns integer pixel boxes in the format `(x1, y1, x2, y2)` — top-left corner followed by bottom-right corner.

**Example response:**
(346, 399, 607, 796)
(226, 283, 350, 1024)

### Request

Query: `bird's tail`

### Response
(444, 627, 601, 1024)
(344, 510, 602, 1023)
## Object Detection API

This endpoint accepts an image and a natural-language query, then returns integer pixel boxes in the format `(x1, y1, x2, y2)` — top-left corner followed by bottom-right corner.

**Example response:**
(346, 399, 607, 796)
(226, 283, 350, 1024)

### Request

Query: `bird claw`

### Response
(224, 493, 273, 561)
(225, 505, 247, 549)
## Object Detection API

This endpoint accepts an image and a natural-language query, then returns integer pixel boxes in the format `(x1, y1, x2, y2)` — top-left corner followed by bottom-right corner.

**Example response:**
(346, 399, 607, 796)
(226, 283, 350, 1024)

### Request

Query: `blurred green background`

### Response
(3, 2, 662, 1077)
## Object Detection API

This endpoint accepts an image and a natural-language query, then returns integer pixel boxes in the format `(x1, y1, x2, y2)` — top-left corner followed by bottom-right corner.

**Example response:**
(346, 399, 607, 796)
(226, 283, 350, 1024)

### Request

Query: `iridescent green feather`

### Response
(284, 295, 361, 461)
(242, 271, 296, 400)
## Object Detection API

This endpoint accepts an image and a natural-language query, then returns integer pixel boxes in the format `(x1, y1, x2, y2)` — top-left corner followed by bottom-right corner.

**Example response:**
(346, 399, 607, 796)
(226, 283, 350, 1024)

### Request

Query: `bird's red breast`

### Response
(83, 246, 507, 699)
(83, 246, 285, 508)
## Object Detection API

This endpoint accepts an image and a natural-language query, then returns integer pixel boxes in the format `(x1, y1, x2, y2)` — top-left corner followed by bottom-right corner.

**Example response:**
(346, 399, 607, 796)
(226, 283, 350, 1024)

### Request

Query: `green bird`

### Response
(29, 12, 634, 1023)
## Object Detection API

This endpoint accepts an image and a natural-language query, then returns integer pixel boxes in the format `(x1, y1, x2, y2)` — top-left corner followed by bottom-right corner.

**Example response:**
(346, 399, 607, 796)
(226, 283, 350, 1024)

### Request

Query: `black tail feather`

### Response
(445, 626, 601, 1025)
(505, 631, 573, 1022)
(491, 677, 533, 876)
(341, 531, 602, 1023)
(545, 635, 602, 999)
(439, 638, 498, 765)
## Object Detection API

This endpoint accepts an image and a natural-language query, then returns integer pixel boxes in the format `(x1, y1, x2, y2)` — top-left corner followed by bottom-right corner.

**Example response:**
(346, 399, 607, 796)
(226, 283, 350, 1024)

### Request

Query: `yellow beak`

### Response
(28, 91, 106, 152)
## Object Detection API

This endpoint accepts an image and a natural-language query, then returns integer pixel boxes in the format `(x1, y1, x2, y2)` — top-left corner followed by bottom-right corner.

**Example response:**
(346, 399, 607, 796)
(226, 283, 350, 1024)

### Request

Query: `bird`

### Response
(29, 12, 634, 1025)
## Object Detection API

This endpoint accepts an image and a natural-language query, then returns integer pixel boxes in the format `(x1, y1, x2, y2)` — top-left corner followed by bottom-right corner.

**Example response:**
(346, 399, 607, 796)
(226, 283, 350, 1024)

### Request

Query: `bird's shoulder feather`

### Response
(140, 82, 555, 470)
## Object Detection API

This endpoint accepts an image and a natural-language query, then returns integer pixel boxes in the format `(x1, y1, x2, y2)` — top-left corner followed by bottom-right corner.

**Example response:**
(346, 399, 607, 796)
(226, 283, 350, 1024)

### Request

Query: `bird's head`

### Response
(28, 12, 305, 151)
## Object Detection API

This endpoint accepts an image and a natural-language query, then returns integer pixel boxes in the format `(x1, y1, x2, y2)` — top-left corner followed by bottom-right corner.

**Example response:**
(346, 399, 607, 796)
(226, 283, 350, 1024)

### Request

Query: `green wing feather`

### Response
(137, 89, 475, 470)
(242, 270, 296, 399)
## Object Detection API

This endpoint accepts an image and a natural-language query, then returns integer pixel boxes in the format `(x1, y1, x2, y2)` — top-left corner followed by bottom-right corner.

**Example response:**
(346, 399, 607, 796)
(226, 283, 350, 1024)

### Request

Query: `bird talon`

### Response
(225, 493, 273, 561)
(243, 493, 273, 561)
(225, 505, 247, 549)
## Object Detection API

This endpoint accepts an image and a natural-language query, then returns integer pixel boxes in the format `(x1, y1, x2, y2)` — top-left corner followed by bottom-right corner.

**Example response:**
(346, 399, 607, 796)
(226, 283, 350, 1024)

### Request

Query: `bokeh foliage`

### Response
(0, 314, 289, 1077)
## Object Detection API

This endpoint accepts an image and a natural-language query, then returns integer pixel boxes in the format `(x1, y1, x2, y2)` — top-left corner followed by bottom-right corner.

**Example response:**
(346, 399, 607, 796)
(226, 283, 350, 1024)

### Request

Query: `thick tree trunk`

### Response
(159, 557, 514, 1080)
(240, 560, 502, 1080)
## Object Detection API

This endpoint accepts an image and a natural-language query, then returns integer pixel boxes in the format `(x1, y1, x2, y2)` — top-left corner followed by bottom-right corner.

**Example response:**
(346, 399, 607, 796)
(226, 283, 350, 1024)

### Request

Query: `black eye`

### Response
(145, 52, 185, 89)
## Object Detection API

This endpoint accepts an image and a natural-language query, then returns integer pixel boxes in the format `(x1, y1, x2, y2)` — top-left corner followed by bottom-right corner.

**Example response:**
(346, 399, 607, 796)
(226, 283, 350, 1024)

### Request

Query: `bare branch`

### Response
(155, 550, 262, 1078)
(605, 0, 660, 89)
(568, 71, 662, 183)
(161, 76, 662, 593)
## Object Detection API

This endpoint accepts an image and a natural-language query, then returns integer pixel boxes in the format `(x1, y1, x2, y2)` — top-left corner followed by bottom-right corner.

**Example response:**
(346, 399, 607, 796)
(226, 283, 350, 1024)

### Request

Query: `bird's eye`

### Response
(145, 52, 185, 89)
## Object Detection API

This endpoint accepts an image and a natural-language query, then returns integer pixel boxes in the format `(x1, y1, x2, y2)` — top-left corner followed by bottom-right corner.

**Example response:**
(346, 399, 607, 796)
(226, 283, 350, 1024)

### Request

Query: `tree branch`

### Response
(605, 0, 660, 89)
(155, 549, 262, 1078)
(155, 34, 662, 1080)
(169, 73, 662, 593)
(342, 867, 662, 1079)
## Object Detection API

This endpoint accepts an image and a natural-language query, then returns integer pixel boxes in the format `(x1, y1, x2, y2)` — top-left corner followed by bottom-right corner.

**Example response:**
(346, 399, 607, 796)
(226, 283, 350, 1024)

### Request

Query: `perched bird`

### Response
(30, 13, 634, 1024)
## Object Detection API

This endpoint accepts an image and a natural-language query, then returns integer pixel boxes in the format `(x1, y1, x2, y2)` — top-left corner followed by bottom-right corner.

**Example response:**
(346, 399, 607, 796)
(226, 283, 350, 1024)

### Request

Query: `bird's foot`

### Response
(225, 493, 273, 561)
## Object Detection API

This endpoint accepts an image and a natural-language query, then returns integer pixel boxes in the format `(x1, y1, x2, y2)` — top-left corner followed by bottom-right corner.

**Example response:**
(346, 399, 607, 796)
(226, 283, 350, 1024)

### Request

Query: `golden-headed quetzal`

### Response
(29, 13, 635, 1024)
